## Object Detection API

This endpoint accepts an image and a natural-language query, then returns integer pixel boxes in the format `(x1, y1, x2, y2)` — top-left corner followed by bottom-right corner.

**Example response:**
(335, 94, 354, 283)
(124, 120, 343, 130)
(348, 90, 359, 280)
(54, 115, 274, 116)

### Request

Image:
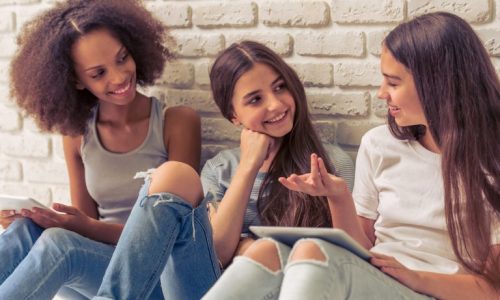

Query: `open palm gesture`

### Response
(278, 153, 348, 199)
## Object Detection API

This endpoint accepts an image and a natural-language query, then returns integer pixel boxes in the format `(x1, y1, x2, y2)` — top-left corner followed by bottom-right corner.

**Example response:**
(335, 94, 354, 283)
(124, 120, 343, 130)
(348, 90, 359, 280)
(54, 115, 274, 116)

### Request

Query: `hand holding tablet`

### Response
(0, 194, 49, 213)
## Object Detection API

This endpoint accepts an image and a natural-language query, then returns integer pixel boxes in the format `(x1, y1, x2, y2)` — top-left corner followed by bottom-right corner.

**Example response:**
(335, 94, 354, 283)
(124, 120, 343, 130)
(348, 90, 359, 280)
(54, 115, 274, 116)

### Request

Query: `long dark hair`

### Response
(10, 0, 171, 136)
(385, 12, 500, 288)
(210, 41, 335, 227)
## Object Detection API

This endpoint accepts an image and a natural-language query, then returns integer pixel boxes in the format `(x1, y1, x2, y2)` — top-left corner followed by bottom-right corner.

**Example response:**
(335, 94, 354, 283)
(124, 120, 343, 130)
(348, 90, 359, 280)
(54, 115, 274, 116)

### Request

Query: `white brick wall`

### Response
(0, 0, 499, 206)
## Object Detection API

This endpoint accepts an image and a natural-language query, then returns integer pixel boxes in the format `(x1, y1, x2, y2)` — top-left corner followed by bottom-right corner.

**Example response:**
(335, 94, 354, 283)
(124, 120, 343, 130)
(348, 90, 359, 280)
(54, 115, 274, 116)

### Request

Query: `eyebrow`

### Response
(83, 46, 126, 72)
(242, 75, 284, 100)
(382, 73, 402, 80)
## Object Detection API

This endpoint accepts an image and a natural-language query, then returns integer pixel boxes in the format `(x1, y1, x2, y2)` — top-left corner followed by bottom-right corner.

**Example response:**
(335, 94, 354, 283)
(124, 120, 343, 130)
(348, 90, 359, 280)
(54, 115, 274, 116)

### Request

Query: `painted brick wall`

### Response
(0, 0, 499, 207)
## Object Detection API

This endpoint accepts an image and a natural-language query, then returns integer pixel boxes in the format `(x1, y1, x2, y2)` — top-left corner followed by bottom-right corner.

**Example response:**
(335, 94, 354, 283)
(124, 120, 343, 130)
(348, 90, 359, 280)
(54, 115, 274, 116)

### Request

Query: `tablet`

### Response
(0, 195, 49, 212)
(249, 226, 372, 260)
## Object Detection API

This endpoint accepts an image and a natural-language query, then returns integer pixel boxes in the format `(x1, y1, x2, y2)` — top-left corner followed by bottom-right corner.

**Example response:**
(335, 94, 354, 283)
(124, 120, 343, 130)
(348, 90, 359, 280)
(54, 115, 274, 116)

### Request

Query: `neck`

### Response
(98, 92, 149, 125)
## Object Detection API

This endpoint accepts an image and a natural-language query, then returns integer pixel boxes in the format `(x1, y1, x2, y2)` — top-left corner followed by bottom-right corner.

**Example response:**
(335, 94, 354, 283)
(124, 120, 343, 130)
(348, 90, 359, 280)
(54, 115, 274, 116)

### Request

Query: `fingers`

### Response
(278, 174, 302, 192)
(0, 214, 20, 229)
(317, 157, 331, 179)
(310, 153, 320, 183)
(370, 253, 403, 269)
(52, 203, 79, 215)
(22, 208, 60, 228)
(1, 210, 17, 218)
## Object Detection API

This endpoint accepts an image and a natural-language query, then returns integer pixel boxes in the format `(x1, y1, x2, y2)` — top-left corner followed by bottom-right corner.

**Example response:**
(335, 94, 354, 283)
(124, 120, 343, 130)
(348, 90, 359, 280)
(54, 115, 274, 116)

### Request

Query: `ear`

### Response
(231, 114, 241, 126)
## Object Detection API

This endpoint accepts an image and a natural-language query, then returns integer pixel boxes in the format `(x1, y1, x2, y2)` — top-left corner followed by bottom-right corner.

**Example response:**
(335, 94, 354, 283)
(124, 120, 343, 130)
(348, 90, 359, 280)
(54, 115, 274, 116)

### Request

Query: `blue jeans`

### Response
(94, 178, 221, 300)
(204, 238, 433, 300)
(0, 218, 164, 299)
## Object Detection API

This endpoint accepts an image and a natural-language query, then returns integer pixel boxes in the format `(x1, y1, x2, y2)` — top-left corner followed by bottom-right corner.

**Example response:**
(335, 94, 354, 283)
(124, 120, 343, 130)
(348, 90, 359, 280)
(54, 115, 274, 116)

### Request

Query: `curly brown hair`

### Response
(10, 0, 172, 136)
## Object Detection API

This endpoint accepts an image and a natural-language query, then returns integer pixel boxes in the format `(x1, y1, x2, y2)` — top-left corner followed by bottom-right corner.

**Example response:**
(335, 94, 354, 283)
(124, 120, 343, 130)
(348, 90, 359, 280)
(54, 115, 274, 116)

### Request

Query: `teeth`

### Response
(112, 82, 130, 94)
(267, 112, 286, 123)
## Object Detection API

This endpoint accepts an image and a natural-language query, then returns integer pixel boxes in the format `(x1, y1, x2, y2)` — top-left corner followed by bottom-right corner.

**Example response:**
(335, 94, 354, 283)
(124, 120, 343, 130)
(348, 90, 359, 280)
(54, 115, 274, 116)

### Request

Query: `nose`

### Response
(266, 93, 284, 111)
(377, 82, 389, 101)
(108, 66, 127, 85)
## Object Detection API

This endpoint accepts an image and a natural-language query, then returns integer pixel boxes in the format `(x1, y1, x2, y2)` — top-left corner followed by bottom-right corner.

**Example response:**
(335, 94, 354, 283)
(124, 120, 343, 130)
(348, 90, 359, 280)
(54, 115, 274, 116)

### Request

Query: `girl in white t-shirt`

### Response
(204, 12, 499, 299)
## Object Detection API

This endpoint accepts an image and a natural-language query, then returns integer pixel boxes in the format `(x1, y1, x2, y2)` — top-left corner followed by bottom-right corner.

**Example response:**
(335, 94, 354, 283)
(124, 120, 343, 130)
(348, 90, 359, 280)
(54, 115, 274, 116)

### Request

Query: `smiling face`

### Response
(230, 63, 296, 138)
(378, 46, 427, 128)
(72, 28, 137, 105)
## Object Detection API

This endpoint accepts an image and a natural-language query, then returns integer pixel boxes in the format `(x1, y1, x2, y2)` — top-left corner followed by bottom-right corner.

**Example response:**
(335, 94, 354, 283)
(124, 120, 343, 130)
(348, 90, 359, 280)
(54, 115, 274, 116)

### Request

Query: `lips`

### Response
(109, 77, 132, 95)
(265, 111, 287, 123)
(388, 104, 401, 117)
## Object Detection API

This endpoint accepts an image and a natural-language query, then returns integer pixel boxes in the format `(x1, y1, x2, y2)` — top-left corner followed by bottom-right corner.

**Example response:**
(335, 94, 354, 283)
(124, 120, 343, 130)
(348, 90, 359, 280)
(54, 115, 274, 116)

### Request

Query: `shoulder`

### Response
(360, 125, 403, 150)
(162, 105, 200, 139)
(164, 105, 200, 127)
(204, 148, 240, 170)
(63, 135, 83, 158)
(361, 125, 391, 142)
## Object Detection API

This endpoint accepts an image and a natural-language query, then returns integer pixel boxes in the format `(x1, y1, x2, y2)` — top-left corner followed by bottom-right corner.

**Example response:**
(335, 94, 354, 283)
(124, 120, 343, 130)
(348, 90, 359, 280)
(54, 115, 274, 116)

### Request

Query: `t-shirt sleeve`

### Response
(200, 159, 225, 204)
(327, 144, 355, 192)
(352, 133, 380, 220)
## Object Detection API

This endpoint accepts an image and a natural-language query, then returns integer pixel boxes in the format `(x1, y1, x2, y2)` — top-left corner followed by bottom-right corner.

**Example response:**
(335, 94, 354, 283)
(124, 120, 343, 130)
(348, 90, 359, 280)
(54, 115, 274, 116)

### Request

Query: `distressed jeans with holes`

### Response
(203, 238, 291, 300)
(94, 174, 220, 300)
(279, 238, 434, 300)
(203, 238, 433, 300)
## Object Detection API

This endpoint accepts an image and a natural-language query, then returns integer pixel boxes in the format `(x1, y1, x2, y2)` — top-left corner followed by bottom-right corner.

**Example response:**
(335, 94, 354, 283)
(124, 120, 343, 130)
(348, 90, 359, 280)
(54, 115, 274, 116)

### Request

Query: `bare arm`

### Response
(210, 129, 272, 266)
(163, 106, 201, 172)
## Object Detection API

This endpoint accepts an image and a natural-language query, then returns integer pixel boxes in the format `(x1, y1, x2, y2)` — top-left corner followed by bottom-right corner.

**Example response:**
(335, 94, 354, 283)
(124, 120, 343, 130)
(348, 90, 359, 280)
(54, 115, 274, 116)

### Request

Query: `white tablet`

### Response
(0, 195, 49, 212)
(249, 226, 372, 260)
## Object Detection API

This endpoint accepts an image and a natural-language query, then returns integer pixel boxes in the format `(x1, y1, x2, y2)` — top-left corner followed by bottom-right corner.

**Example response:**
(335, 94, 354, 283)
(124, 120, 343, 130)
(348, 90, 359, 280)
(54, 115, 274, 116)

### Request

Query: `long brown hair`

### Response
(10, 0, 171, 136)
(210, 41, 335, 227)
(385, 12, 500, 288)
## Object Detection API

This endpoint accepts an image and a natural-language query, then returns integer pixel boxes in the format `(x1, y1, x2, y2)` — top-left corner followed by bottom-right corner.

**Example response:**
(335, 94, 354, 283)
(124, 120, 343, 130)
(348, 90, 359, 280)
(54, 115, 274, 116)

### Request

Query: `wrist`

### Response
(237, 160, 261, 175)
(412, 271, 427, 294)
(327, 182, 351, 202)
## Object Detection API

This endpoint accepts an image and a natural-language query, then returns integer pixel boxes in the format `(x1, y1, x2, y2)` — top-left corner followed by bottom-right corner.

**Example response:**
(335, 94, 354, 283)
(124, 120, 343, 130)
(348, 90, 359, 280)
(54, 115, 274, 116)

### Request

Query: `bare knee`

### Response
(289, 240, 326, 262)
(148, 161, 203, 207)
(242, 239, 281, 272)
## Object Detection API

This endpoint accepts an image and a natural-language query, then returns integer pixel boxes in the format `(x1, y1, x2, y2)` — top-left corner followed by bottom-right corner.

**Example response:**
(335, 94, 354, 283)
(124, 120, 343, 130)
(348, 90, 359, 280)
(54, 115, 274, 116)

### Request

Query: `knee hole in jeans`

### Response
(148, 161, 203, 207)
(242, 239, 281, 272)
(289, 240, 327, 262)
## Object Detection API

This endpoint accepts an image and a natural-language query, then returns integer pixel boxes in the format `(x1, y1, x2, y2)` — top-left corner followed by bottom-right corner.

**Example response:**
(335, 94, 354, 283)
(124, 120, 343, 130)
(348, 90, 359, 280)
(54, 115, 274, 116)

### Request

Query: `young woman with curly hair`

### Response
(0, 0, 203, 298)
(205, 12, 499, 300)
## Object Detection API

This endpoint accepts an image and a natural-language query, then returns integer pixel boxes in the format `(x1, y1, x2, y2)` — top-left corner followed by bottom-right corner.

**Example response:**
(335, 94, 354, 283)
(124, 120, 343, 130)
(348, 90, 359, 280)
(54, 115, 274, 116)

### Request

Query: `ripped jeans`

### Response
(203, 238, 433, 300)
(93, 174, 220, 300)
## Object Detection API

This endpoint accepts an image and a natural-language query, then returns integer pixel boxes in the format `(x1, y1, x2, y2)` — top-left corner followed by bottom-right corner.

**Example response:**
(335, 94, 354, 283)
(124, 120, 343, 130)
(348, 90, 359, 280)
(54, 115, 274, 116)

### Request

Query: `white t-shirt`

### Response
(353, 125, 462, 274)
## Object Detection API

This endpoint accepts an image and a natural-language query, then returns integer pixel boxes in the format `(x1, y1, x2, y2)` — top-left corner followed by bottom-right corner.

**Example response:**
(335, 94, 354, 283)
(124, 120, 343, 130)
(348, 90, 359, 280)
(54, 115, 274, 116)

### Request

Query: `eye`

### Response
(247, 95, 262, 104)
(274, 82, 287, 92)
(117, 52, 129, 64)
(90, 69, 105, 79)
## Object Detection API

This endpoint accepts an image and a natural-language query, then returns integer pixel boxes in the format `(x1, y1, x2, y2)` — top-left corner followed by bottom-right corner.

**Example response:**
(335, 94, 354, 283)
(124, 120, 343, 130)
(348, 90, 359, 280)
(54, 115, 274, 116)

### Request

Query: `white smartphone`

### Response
(0, 194, 49, 212)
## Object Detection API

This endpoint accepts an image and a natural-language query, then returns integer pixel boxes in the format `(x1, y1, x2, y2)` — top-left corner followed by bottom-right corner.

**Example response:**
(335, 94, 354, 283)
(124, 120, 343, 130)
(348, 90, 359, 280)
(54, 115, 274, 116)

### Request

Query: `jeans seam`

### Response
(193, 214, 221, 277)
